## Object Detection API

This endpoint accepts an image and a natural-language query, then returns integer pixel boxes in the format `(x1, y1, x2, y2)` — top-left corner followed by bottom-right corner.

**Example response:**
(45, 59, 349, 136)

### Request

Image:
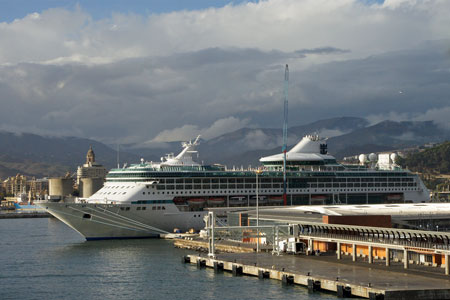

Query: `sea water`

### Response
(0, 218, 337, 300)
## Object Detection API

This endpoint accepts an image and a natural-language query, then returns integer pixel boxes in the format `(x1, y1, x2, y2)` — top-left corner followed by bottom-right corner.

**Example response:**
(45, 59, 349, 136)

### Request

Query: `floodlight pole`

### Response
(256, 168, 263, 252)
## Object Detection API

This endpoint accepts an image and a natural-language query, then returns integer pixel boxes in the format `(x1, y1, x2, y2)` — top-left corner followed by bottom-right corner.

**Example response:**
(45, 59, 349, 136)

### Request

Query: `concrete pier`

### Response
(0, 212, 51, 219)
(185, 252, 450, 300)
(174, 238, 259, 253)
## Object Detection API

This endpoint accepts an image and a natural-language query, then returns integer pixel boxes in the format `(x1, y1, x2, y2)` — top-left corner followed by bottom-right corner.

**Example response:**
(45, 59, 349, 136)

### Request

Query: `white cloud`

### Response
(0, 1, 449, 144)
(366, 106, 450, 130)
(414, 106, 450, 130)
(366, 111, 412, 125)
(151, 116, 250, 142)
(151, 125, 200, 143)
(0, 0, 449, 66)
(316, 129, 349, 138)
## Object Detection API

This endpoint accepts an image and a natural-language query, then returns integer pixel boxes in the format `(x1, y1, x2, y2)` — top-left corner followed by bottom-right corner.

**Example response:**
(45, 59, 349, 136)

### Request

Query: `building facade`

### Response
(76, 146, 108, 185)
(1, 174, 48, 200)
(77, 146, 107, 197)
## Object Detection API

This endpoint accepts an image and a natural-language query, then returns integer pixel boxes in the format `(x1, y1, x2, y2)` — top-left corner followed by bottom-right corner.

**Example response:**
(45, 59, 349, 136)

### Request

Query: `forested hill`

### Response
(398, 141, 450, 174)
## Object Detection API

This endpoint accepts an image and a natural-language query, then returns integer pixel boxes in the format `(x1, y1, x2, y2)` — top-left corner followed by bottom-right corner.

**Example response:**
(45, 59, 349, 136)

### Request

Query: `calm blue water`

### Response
(0, 218, 337, 300)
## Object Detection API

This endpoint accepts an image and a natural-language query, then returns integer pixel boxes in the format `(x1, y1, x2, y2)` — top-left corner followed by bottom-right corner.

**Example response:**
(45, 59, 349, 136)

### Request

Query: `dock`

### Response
(174, 237, 262, 253)
(184, 252, 450, 299)
(0, 211, 51, 219)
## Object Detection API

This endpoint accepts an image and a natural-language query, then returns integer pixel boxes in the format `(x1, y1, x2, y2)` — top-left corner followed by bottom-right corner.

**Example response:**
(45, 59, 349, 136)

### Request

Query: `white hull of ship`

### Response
(38, 182, 429, 240)
(39, 202, 206, 240)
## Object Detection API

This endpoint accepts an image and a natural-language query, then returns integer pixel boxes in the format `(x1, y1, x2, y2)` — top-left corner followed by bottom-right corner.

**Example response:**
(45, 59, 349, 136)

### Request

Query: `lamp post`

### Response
(255, 168, 262, 252)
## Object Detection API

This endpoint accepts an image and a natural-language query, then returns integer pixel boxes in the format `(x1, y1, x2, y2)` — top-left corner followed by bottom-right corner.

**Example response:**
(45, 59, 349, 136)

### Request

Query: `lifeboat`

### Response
(387, 194, 403, 201)
(187, 198, 206, 206)
(207, 198, 225, 206)
(311, 195, 327, 205)
(172, 197, 186, 205)
(250, 196, 267, 205)
(229, 196, 246, 206)
(268, 196, 284, 205)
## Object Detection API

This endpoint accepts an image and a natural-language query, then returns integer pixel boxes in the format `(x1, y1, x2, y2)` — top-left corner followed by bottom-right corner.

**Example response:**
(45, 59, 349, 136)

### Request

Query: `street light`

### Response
(255, 168, 263, 253)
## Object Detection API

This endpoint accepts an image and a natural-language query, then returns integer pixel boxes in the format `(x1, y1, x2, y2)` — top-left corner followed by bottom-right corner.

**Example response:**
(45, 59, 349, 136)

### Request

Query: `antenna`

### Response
(117, 143, 120, 168)
(282, 64, 289, 206)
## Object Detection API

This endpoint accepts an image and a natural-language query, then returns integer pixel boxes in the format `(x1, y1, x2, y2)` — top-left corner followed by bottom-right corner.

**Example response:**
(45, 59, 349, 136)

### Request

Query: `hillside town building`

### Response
(1, 174, 49, 200)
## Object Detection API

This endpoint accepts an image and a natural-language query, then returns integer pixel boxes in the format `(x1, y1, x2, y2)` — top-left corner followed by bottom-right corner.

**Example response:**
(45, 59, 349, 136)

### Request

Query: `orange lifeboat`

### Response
(207, 198, 225, 206)
(172, 197, 186, 205)
(187, 198, 206, 206)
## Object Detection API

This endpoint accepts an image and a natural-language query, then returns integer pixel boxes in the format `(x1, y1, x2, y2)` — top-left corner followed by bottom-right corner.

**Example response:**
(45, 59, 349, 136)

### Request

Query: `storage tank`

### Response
(80, 177, 104, 198)
(49, 178, 73, 196)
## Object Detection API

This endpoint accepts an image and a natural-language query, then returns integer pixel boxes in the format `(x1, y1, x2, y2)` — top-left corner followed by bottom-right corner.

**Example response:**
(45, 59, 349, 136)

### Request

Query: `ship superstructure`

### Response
(39, 135, 429, 240)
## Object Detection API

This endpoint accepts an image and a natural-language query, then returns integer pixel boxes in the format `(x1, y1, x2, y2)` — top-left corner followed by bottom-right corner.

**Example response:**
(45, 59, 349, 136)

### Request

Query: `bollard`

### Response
(369, 292, 384, 300)
(182, 256, 190, 264)
(281, 274, 294, 285)
(308, 279, 321, 292)
(232, 264, 243, 276)
(258, 270, 270, 279)
(213, 261, 224, 273)
(196, 259, 206, 269)
(337, 285, 352, 298)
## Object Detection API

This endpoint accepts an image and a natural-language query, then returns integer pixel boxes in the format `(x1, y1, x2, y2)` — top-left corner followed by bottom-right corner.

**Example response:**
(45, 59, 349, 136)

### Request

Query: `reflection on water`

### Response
(0, 218, 336, 300)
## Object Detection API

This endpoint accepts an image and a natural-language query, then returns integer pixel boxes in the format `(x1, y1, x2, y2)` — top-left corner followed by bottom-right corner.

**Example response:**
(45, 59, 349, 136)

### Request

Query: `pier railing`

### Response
(297, 223, 450, 251)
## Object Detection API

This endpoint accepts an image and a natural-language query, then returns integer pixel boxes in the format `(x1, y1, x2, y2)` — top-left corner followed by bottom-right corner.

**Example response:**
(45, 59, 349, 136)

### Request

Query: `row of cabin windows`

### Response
(104, 185, 134, 189)
(141, 186, 418, 196)
(120, 206, 165, 211)
(108, 171, 410, 179)
(98, 191, 127, 195)
(155, 177, 413, 184)
(154, 181, 417, 190)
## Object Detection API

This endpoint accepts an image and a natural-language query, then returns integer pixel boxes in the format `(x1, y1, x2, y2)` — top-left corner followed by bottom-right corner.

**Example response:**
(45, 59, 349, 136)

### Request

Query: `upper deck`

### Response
(106, 134, 411, 181)
(106, 165, 412, 181)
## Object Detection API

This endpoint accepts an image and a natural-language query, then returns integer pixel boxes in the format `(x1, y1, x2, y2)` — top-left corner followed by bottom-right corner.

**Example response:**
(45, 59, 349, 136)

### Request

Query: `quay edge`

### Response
(184, 254, 450, 300)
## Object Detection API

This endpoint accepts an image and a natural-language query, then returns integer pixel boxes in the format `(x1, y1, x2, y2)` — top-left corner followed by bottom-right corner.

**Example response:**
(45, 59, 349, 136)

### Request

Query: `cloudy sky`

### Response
(0, 0, 449, 146)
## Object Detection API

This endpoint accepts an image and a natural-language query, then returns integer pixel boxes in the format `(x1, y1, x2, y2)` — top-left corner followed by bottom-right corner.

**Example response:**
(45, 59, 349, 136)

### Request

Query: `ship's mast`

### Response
(282, 64, 289, 206)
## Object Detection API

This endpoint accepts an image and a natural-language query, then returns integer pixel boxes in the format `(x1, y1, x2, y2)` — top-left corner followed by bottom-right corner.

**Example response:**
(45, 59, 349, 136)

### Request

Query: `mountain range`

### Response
(0, 116, 448, 179)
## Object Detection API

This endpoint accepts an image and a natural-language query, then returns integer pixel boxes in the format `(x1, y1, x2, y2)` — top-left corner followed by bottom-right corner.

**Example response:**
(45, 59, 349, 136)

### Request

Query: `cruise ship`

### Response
(39, 135, 430, 240)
